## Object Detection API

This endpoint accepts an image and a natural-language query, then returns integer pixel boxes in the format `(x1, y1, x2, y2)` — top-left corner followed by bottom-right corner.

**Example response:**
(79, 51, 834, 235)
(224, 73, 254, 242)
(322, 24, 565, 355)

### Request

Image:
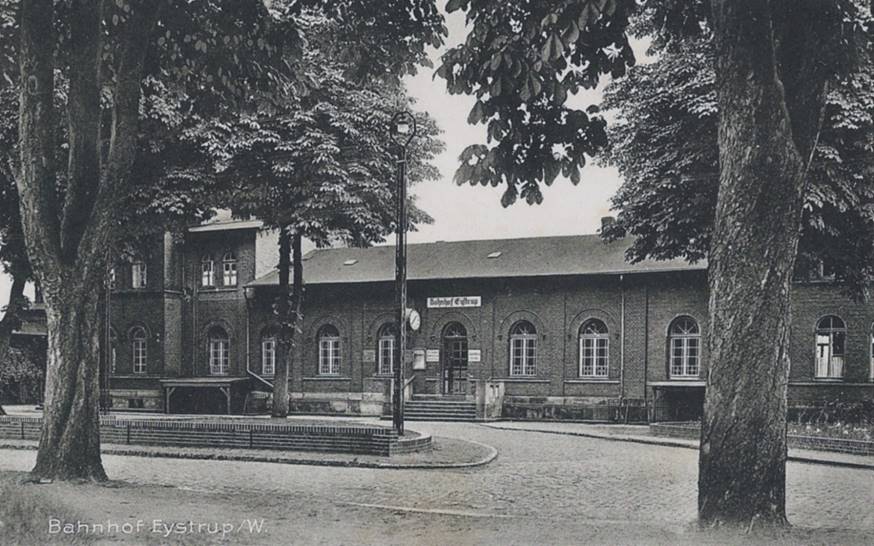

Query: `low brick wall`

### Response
(650, 422, 874, 456)
(0, 416, 430, 457)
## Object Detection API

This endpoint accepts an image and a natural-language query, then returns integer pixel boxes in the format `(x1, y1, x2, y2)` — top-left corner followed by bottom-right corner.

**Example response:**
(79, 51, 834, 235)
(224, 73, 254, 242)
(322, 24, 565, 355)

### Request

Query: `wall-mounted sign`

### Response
(427, 296, 481, 309)
(469, 349, 482, 363)
(425, 349, 440, 363)
(362, 349, 376, 363)
(412, 350, 426, 370)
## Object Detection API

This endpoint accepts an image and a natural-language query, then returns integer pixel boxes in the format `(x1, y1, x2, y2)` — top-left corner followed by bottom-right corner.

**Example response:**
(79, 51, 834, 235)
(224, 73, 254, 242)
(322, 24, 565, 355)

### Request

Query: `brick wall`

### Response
(247, 271, 716, 415)
(184, 229, 255, 379)
(0, 416, 430, 456)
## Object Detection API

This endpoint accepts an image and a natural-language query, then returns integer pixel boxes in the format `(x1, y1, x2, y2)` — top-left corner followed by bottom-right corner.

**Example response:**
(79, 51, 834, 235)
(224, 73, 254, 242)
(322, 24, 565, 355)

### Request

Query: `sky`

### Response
(0, 10, 636, 307)
(402, 10, 622, 245)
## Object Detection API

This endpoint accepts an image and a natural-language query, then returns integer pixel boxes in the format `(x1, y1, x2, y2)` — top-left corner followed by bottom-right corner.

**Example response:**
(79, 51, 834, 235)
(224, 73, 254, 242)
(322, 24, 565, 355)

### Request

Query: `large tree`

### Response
(198, 15, 443, 417)
(438, 0, 872, 528)
(2, 0, 445, 481)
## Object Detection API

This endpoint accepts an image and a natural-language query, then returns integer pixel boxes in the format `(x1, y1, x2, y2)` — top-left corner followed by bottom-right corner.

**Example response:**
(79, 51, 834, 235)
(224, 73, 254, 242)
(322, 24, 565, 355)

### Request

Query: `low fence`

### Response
(650, 422, 874, 457)
(0, 416, 430, 457)
(502, 402, 648, 423)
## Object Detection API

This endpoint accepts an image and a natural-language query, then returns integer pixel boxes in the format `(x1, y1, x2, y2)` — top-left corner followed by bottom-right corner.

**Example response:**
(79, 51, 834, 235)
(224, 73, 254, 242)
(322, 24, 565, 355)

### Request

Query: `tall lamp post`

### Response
(390, 111, 417, 435)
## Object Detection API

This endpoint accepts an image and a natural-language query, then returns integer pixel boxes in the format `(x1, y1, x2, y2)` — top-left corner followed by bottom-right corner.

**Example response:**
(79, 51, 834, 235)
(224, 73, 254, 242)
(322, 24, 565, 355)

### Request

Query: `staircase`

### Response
(401, 396, 478, 422)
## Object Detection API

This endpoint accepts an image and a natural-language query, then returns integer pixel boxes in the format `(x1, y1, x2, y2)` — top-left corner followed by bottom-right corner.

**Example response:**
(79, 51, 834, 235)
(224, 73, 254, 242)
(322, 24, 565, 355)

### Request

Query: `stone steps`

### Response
(385, 398, 478, 422)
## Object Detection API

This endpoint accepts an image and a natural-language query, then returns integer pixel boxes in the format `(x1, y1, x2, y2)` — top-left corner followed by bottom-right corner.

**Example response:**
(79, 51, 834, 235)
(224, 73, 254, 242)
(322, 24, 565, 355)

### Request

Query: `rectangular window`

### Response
(378, 338, 394, 375)
(580, 337, 609, 377)
(132, 340, 147, 374)
(202, 261, 215, 287)
(510, 338, 536, 376)
(132, 262, 147, 288)
(210, 340, 229, 375)
(319, 338, 341, 375)
(670, 338, 699, 378)
(262, 338, 275, 376)
(223, 261, 237, 286)
(816, 333, 844, 379)
(109, 267, 116, 290)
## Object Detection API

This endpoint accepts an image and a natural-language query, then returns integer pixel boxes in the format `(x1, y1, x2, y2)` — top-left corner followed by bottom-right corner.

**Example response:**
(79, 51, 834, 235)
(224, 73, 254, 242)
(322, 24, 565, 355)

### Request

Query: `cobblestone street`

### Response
(1, 423, 873, 544)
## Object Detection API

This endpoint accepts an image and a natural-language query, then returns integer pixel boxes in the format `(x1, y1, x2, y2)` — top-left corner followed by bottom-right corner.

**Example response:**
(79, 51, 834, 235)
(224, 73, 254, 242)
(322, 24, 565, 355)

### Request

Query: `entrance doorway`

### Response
(442, 322, 469, 395)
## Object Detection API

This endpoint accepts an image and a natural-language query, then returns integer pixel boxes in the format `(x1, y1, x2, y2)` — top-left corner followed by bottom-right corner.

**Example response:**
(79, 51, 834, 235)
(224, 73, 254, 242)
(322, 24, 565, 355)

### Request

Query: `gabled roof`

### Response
(248, 234, 705, 287)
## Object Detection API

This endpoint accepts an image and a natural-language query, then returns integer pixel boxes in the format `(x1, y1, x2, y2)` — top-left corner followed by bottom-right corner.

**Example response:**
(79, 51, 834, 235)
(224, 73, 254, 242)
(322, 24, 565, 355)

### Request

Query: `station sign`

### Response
(427, 296, 481, 309)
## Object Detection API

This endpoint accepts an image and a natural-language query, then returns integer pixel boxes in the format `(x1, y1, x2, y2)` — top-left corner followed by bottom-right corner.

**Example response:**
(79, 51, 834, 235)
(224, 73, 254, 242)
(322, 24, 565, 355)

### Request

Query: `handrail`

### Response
(403, 375, 415, 401)
(247, 369, 274, 389)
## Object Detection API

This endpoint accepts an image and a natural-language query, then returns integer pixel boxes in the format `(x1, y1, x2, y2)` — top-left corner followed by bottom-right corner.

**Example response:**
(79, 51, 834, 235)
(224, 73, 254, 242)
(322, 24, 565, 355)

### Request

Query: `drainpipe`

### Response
(192, 255, 198, 378)
(619, 274, 625, 405)
(643, 283, 650, 417)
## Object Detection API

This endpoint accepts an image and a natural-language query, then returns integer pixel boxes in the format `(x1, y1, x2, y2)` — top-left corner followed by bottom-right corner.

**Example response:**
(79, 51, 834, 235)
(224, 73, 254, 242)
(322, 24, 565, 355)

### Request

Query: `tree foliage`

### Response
(600, 21, 874, 295)
(439, 0, 635, 206)
(2, 0, 448, 480)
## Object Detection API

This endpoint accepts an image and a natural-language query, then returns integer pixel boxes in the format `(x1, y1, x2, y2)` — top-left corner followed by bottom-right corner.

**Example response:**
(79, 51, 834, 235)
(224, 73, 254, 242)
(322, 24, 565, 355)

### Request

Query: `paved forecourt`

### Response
(1, 421, 872, 543)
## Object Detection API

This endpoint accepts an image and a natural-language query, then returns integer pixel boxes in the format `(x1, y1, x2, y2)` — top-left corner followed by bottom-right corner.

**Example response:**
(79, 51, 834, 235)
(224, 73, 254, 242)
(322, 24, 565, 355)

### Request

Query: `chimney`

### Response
(600, 216, 616, 232)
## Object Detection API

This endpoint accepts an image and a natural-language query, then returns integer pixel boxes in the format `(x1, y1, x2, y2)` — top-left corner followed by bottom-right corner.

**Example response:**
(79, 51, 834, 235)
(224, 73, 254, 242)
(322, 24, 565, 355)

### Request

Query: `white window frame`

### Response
(377, 325, 396, 375)
(209, 334, 230, 376)
(201, 256, 215, 287)
(261, 337, 275, 376)
(132, 260, 147, 289)
(509, 322, 537, 377)
(815, 316, 845, 379)
(222, 252, 238, 287)
(131, 328, 147, 374)
(319, 327, 341, 376)
(669, 317, 700, 378)
(579, 320, 609, 378)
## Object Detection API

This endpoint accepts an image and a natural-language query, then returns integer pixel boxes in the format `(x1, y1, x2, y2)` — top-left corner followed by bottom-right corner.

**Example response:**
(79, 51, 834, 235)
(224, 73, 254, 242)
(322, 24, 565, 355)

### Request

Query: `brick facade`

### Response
(106, 226, 874, 419)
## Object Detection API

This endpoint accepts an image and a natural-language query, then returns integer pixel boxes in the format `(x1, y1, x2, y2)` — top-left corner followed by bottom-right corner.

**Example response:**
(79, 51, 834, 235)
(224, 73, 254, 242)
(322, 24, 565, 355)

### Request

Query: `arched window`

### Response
(318, 324, 341, 376)
(201, 254, 215, 287)
(579, 319, 609, 377)
(131, 327, 147, 374)
(131, 257, 147, 288)
(669, 316, 700, 378)
(377, 323, 397, 375)
(109, 328, 118, 375)
(815, 316, 845, 379)
(209, 327, 230, 376)
(261, 331, 276, 377)
(509, 321, 537, 376)
(222, 252, 238, 286)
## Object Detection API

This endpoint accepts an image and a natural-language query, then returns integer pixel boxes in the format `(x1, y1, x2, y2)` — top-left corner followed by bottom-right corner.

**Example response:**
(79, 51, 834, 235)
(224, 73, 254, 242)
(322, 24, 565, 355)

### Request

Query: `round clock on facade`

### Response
(406, 308, 421, 331)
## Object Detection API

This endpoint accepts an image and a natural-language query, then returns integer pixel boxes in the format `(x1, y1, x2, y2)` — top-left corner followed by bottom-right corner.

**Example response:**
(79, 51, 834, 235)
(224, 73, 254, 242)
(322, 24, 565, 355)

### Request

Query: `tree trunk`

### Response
(31, 287, 106, 481)
(0, 275, 27, 417)
(272, 229, 304, 419)
(272, 228, 291, 418)
(699, 0, 835, 528)
(16, 0, 160, 481)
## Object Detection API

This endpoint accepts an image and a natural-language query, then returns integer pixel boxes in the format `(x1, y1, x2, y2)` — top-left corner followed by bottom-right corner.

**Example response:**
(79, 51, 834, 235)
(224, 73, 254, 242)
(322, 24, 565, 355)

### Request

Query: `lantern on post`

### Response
(389, 111, 417, 435)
